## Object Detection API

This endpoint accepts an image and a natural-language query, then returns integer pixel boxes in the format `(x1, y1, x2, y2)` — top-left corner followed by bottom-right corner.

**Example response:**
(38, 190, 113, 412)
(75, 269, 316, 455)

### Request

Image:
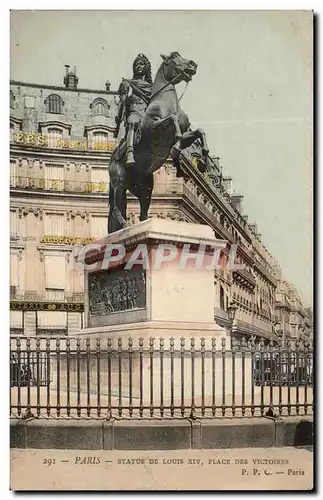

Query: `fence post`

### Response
(139, 337, 144, 418)
(56, 338, 61, 417)
(76, 337, 81, 417)
(128, 337, 133, 418)
(118, 337, 123, 418)
(66, 337, 71, 417)
(96, 338, 101, 418)
(180, 337, 185, 417)
(159, 337, 164, 418)
(36, 337, 40, 417)
(107, 337, 112, 420)
(231, 335, 236, 417)
(149, 337, 154, 418)
(211, 337, 216, 417)
(221, 337, 226, 417)
(86, 338, 91, 417)
(250, 336, 255, 417)
(170, 337, 175, 417)
(201, 337, 205, 418)
(190, 337, 196, 420)
(241, 336, 246, 417)
(295, 338, 300, 416)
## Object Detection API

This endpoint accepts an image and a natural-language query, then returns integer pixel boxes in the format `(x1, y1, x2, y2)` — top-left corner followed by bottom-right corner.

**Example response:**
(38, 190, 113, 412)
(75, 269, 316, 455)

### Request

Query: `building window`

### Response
(90, 215, 107, 239)
(10, 160, 17, 187)
(90, 98, 109, 117)
(10, 311, 23, 333)
(10, 90, 15, 109)
(44, 213, 66, 236)
(220, 285, 225, 311)
(47, 128, 63, 148)
(10, 210, 19, 241)
(37, 311, 67, 332)
(45, 94, 64, 114)
(92, 131, 108, 149)
(44, 163, 65, 190)
(10, 252, 20, 290)
(44, 254, 66, 292)
(91, 167, 109, 192)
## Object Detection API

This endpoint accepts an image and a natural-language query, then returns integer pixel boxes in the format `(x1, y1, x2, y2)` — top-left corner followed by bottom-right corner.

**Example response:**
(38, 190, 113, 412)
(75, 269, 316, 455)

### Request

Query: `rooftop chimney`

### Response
(231, 194, 244, 213)
(211, 157, 220, 169)
(222, 176, 233, 194)
(248, 223, 258, 235)
(105, 80, 111, 91)
(64, 64, 79, 89)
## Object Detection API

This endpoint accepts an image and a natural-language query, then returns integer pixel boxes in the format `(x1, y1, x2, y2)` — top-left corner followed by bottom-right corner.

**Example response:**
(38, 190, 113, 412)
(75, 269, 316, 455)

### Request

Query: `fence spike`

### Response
(159, 337, 164, 351)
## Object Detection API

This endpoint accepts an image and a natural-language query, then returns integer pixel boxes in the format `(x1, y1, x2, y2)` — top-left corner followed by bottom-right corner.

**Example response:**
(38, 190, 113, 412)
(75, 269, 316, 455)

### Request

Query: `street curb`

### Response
(10, 416, 313, 450)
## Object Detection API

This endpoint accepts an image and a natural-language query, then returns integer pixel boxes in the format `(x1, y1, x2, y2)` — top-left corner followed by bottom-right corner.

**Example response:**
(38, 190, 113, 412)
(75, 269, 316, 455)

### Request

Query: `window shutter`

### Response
(45, 255, 66, 289)
(90, 216, 107, 239)
(38, 311, 66, 328)
(10, 210, 18, 237)
(45, 163, 64, 190)
(10, 253, 19, 287)
(91, 167, 109, 192)
(44, 213, 65, 236)
(10, 311, 23, 328)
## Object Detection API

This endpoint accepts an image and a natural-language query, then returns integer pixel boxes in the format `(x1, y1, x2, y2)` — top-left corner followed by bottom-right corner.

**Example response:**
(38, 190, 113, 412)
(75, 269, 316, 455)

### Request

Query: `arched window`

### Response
(45, 94, 64, 114)
(90, 98, 109, 117)
(47, 128, 63, 148)
(10, 90, 15, 109)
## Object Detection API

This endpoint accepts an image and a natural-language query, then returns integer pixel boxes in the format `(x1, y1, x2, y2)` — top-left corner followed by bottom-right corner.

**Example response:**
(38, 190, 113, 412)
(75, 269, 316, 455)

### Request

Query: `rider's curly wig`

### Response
(133, 53, 153, 84)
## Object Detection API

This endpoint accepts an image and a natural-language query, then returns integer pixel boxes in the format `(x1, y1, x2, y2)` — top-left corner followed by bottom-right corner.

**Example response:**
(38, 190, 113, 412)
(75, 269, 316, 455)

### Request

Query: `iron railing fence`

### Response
(10, 336, 313, 420)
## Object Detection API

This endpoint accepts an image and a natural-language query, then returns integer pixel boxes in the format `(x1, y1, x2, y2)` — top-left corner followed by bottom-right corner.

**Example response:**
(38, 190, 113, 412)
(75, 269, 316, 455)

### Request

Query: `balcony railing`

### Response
(10, 289, 85, 303)
(10, 176, 109, 193)
(10, 176, 185, 197)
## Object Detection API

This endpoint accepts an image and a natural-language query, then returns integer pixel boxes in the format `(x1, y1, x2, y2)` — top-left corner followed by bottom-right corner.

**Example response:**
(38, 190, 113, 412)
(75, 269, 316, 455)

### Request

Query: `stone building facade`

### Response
(9, 67, 311, 341)
(274, 277, 312, 343)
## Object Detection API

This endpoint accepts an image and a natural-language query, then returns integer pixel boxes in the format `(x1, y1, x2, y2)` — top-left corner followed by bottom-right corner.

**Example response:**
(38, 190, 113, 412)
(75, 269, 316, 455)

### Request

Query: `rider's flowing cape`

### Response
(126, 79, 152, 105)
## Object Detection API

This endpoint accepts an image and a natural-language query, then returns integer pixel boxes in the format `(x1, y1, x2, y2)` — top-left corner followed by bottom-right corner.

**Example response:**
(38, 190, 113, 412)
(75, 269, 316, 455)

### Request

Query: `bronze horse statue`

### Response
(108, 51, 209, 233)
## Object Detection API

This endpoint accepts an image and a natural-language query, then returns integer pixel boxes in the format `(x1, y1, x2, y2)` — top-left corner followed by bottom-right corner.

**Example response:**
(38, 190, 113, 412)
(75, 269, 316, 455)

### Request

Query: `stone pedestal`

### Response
(79, 218, 226, 339)
(72, 219, 248, 403)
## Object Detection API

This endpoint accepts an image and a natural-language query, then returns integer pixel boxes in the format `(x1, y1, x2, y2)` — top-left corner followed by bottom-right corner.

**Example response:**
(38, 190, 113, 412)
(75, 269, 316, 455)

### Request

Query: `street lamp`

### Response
(227, 301, 237, 347)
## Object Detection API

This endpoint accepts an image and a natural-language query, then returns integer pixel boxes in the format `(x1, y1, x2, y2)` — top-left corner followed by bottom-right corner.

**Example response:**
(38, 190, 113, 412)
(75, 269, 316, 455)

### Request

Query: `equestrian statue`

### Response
(108, 51, 209, 233)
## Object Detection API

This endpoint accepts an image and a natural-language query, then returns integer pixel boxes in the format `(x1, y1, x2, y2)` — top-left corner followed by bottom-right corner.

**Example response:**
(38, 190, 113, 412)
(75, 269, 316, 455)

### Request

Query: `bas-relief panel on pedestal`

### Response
(88, 268, 146, 317)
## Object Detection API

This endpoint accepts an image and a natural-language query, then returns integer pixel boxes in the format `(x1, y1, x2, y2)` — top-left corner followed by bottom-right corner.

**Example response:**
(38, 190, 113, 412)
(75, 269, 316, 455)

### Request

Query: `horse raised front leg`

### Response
(151, 114, 182, 143)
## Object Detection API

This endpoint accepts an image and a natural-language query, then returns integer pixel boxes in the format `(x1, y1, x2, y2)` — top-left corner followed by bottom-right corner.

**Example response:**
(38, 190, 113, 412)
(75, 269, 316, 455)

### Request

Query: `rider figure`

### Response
(114, 54, 153, 166)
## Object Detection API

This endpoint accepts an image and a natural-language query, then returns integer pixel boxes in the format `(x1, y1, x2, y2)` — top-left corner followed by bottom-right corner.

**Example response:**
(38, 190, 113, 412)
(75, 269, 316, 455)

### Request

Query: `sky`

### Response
(9, 10, 313, 305)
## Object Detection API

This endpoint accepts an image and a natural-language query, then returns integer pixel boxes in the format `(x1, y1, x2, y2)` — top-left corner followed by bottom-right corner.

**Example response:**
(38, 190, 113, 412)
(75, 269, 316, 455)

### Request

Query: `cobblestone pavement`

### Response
(10, 446, 313, 490)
